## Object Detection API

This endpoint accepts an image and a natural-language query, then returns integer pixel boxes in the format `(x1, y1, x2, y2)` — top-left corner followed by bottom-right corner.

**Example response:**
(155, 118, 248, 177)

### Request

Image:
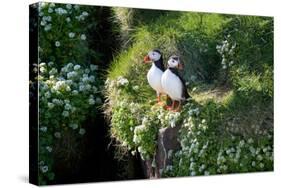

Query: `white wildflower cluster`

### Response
(39, 2, 90, 44)
(216, 35, 237, 69)
(132, 115, 157, 160)
(39, 61, 101, 136)
(163, 110, 181, 128)
(161, 100, 273, 177)
(75, 11, 89, 21)
(39, 160, 49, 173)
(110, 103, 160, 160)
(110, 99, 143, 151)
(40, 15, 52, 32)
(199, 43, 209, 53)
(116, 76, 129, 87)
(171, 127, 273, 177)
(55, 7, 68, 15)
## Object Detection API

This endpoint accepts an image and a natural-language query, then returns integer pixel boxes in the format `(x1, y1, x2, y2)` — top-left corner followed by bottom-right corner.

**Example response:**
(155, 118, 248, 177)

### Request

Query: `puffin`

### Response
(143, 50, 166, 104)
(161, 55, 190, 111)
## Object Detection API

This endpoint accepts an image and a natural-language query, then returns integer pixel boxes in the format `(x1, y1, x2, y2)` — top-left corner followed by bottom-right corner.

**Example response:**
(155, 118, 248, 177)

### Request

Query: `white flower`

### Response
(190, 171, 196, 176)
(257, 155, 263, 161)
(49, 68, 57, 75)
(55, 41, 60, 47)
(40, 20, 46, 26)
(44, 91, 51, 98)
(68, 32, 75, 38)
(79, 128, 86, 135)
(259, 163, 264, 168)
(48, 61, 54, 67)
(72, 90, 78, 95)
(62, 111, 69, 117)
(90, 64, 98, 71)
(53, 80, 69, 91)
(50, 3, 56, 7)
(40, 126, 47, 132)
(39, 11, 44, 17)
(168, 150, 173, 159)
(69, 123, 78, 130)
(55, 7, 67, 15)
(82, 76, 89, 82)
(48, 7, 53, 13)
(85, 84, 91, 90)
(46, 146, 52, 152)
(133, 85, 139, 91)
(239, 140, 245, 147)
(248, 138, 254, 144)
(85, 68, 90, 74)
(52, 98, 63, 105)
(222, 65, 227, 69)
(204, 171, 210, 175)
(170, 119, 176, 128)
(89, 98, 95, 105)
(44, 24, 52, 31)
(66, 4, 72, 9)
(66, 62, 73, 69)
(73, 64, 81, 70)
(80, 34, 86, 40)
(41, 165, 48, 173)
(79, 85, 85, 91)
(54, 132, 61, 138)
(40, 67, 46, 73)
(95, 97, 102, 104)
(251, 161, 256, 167)
(166, 165, 173, 171)
(82, 11, 89, 16)
(67, 71, 77, 79)
(39, 62, 46, 67)
(64, 103, 72, 110)
(44, 16, 52, 22)
(117, 76, 129, 86)
(89, 75, 95, 82)
(66, 17, 71, 22)
(47, 102, 55, 109)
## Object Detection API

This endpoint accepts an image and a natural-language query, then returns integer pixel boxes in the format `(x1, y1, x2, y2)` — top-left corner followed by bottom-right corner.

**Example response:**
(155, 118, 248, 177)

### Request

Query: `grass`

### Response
(105, 8, 273, 177)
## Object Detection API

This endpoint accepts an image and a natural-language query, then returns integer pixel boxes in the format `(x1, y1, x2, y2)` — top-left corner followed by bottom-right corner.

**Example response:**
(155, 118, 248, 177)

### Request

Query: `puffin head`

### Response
(143, 49, 162, 63)
(168, 55, 183, 70)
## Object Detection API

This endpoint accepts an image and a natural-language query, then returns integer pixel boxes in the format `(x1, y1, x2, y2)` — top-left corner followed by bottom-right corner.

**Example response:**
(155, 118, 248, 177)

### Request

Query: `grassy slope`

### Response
(105, 8, 273, 176)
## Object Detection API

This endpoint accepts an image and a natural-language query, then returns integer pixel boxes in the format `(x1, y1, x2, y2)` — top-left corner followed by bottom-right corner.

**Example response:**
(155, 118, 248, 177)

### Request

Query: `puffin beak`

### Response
(178, 63, 184, 70)
(143, 55, 151, 63)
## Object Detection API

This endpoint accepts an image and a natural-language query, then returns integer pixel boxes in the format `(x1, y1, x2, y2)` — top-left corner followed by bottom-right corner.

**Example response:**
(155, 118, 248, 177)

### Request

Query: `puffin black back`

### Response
(29, 2, 274, 186)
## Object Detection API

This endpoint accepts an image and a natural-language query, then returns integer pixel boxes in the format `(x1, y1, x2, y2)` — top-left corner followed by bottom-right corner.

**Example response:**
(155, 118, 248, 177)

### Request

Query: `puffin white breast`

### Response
(161, 69, 184, 101)
(147, 64, 164, 94)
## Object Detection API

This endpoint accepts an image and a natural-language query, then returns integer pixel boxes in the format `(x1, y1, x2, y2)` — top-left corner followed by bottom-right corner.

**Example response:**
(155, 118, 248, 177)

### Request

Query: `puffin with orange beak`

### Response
(143, 50, 166, 104)
(161, 55, 190, 111)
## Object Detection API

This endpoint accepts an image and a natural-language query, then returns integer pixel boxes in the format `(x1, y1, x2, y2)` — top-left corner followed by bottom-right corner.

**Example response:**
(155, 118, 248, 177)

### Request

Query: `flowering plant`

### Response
(35, 2, 102, 184)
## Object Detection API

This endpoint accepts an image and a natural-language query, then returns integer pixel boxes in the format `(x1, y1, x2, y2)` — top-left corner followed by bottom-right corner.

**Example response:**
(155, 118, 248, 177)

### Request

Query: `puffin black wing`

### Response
(169, 68, 191, 100)
(154, 56, 165, 72)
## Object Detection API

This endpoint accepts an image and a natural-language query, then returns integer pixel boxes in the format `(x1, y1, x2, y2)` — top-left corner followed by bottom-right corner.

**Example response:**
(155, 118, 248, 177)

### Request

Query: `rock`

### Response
(155, 125, 181, 175)
(142, 125, 182, 178)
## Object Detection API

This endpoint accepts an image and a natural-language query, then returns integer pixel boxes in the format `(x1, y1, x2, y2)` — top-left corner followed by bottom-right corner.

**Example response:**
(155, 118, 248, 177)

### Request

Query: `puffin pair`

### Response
(143, 50, 190, 111)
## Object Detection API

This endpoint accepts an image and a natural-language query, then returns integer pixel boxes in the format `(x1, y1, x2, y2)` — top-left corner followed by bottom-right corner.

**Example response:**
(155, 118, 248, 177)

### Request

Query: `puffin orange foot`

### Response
(164, 105, 172, 110)
(172, 108, 181, 112)
(157, 101, 165, 106)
